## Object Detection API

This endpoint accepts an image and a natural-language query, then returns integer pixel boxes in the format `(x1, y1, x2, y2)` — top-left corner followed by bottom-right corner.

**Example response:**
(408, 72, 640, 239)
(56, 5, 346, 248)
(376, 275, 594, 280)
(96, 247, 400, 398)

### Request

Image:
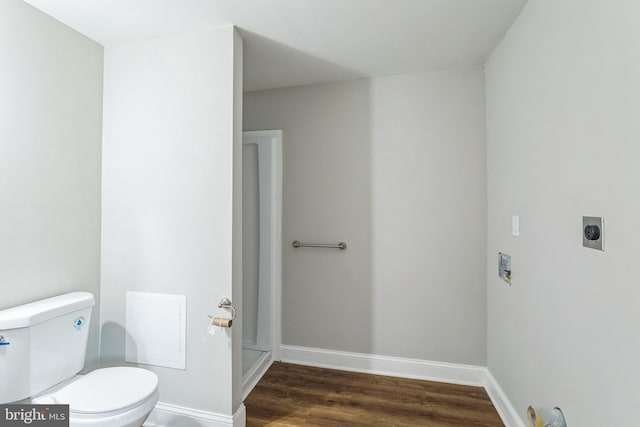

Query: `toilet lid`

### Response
(54, 367, 158, 414)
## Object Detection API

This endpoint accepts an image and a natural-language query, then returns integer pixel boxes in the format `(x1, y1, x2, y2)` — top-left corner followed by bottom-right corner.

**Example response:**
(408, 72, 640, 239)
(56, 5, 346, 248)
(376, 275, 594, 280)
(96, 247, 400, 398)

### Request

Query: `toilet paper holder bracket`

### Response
(207, 297, 236, 321)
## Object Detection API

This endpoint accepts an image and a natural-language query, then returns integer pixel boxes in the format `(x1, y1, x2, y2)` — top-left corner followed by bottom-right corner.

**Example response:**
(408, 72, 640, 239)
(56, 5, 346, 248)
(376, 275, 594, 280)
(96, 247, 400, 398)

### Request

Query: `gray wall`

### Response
(101, 27, 243, 416)
(486, 0, 639, 425)
(244, 67, 487, 365)
(0, 0, 103, 367)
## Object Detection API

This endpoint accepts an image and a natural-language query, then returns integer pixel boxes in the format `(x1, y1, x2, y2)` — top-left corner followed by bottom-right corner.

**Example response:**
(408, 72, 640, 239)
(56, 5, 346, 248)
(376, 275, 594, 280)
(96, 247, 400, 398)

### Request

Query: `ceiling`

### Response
(22, 0, 527, 91)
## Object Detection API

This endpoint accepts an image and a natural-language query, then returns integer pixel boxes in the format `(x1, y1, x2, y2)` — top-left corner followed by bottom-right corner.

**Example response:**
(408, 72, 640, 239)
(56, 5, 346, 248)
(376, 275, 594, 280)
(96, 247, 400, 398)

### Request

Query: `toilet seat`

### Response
(67, 390, 159, 427)
(33, 367, 159, 426)
(56, 367, 158, 414)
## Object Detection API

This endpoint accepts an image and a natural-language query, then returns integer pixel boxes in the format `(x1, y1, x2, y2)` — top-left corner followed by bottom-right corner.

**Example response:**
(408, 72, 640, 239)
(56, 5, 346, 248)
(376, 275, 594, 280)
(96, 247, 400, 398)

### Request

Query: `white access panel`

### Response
(125, 291, 187, 370)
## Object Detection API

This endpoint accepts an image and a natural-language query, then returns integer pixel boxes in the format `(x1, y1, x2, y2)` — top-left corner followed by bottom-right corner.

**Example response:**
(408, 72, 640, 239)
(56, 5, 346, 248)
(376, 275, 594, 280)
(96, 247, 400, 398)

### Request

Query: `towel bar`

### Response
(292, 240, 347, 250)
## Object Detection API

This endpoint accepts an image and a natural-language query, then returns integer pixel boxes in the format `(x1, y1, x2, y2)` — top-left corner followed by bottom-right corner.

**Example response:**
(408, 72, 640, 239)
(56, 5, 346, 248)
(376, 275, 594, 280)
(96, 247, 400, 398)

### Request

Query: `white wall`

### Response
(0, 0, 103, 367)
(486, 0, 640, 425)
(244, 67, 487, 365)
(101, 26, 243, 417)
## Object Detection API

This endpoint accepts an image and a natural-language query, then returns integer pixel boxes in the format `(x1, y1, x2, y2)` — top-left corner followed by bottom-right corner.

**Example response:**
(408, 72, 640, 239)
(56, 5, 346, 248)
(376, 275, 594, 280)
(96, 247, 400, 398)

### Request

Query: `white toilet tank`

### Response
(0, 292, 95, 403)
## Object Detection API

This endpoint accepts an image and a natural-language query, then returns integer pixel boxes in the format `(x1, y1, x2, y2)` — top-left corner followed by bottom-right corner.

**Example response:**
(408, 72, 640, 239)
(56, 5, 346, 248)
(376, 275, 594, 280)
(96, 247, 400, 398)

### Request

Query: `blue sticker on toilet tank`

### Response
(74, 317, 85, 331)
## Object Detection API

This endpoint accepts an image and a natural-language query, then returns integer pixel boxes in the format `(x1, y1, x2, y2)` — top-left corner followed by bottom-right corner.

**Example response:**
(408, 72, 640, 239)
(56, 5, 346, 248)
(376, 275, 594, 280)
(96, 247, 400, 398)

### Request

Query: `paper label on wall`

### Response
(498, 252, 511, 285)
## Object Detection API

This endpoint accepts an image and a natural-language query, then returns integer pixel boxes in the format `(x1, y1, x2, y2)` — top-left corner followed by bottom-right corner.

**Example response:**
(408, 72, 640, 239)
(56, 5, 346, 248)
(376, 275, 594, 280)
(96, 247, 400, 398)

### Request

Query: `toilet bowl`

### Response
(32, 367, 159, 427)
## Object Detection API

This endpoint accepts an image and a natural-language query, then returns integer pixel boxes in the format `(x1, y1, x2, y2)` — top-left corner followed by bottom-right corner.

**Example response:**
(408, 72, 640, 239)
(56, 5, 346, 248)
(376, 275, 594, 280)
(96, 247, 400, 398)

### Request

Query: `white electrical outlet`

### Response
(512, 215, 519, 236)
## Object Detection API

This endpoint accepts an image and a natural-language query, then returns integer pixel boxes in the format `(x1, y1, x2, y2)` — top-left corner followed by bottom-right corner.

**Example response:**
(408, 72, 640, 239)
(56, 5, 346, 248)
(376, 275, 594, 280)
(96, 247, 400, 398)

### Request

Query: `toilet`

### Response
(0, 292, 159, 427)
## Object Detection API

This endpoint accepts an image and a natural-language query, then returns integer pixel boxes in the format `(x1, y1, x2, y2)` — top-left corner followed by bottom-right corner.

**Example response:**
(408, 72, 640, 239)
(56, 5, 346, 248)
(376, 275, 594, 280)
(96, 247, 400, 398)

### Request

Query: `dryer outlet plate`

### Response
(582, 216, 604, 251)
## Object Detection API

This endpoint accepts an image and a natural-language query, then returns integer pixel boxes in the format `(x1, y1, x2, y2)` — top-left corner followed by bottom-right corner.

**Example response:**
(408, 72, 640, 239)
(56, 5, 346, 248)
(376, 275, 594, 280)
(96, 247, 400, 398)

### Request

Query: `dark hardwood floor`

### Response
(245, 362, 504, 427)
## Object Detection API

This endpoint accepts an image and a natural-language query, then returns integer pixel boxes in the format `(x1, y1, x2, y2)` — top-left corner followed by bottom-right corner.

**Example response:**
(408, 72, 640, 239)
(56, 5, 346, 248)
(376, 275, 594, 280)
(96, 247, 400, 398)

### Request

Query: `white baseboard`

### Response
(484, 371, 527, 427)
(280, 344, 486, 387)
(145, 402, 246, 427)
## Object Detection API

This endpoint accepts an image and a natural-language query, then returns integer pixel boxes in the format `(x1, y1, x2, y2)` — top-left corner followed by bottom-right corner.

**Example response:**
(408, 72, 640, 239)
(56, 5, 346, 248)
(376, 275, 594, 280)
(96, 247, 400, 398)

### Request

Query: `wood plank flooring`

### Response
(245, 362, 504, 427)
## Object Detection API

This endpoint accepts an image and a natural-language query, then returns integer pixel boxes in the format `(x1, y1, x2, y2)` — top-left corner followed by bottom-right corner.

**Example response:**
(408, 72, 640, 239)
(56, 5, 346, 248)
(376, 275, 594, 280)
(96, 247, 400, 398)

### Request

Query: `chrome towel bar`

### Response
(292, 240, 347, 250)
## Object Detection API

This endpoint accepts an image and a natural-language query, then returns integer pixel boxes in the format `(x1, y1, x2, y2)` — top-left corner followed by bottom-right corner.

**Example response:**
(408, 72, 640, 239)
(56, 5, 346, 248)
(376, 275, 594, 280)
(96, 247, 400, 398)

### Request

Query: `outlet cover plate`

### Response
(583, 216, 604, 251)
